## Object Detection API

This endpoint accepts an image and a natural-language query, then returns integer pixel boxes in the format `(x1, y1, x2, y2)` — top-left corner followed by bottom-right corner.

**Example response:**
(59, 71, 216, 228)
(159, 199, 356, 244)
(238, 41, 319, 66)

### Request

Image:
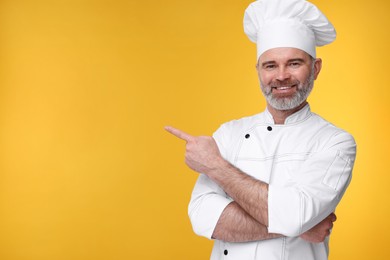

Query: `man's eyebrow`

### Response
(260, 58, 306, 67)
(287, 58, 305, 63)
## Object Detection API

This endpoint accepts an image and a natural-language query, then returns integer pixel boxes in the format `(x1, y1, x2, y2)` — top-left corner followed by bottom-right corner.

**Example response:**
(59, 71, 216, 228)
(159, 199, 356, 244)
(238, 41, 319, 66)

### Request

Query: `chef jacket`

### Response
(188, 104, 356, 260)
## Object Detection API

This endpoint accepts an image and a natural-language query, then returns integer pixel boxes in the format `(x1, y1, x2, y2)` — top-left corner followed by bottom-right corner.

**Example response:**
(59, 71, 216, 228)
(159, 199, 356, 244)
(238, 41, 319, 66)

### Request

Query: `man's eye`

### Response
(264, 65, 276, 70)
(289, 62, 301, 67)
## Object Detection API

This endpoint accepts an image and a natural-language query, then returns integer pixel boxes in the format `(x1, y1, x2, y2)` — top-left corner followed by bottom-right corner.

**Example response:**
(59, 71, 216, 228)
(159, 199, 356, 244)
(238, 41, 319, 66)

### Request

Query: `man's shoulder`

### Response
(310, 112, 354, 136)
(215, 111, 267, 136)
(212, 112, 266, 159)
(309, 112, 356, 148)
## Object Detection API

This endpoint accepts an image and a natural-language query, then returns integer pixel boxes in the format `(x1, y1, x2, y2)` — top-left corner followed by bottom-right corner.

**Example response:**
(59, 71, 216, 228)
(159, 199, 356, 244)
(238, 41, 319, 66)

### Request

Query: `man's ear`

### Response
(313, 58, 322, 80)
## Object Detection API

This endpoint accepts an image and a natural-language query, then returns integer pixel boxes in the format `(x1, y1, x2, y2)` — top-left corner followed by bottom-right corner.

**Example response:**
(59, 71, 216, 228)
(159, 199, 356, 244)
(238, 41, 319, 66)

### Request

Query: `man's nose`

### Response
(276, 67, 291, 81)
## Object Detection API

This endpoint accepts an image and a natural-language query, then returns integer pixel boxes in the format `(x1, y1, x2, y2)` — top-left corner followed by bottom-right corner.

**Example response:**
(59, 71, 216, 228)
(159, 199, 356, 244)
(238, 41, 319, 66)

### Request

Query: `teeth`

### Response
(277, 86, 292, 90)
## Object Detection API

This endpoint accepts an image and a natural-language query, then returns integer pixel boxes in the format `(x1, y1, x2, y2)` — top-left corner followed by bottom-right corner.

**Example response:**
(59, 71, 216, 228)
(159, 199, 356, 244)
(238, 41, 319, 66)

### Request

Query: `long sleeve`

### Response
(268, 131, 356, 236)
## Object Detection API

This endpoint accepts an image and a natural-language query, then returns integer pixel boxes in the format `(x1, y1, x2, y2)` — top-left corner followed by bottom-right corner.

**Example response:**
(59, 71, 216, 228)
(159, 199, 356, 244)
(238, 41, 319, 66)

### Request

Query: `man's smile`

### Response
(271, 84, 297, 95)
(272, 85, 295, 90)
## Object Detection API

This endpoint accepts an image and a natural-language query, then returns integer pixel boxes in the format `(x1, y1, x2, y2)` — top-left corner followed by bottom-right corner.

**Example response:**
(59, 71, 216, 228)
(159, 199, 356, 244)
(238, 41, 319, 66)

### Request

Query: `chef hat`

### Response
(244, 0, 336, 60)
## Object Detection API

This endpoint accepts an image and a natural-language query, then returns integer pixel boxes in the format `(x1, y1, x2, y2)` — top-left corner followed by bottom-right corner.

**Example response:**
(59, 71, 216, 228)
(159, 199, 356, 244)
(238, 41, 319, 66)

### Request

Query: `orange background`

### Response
(0, 0, 389, 259)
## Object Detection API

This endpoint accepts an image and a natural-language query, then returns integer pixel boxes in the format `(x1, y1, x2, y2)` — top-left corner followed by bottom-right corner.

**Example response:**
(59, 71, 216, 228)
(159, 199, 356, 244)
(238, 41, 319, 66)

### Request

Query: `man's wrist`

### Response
(207, 157, 231, 179)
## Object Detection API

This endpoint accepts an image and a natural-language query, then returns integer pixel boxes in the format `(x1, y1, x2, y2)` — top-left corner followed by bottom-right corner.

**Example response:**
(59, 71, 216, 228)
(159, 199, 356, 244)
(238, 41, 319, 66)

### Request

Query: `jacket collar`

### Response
(265, 103, 311, 125)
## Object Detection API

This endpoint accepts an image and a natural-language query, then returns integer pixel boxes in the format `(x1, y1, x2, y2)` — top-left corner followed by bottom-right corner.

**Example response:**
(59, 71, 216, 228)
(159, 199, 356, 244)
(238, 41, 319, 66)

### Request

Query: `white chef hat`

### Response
(244, 0, 336, 60)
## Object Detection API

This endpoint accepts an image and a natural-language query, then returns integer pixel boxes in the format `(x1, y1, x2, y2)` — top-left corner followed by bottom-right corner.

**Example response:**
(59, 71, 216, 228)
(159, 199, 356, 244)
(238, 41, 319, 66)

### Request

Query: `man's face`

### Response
(256, 47, 322, 111)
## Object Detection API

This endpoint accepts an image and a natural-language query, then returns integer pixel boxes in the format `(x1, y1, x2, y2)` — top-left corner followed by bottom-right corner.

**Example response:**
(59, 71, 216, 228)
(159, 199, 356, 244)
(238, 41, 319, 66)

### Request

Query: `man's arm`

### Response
(212, 200, 336, 243)
(212, 201, 280, 242)
(166, 126, 350, 238)
(209, 160, 269, 226)
(165, 126, 269, 226)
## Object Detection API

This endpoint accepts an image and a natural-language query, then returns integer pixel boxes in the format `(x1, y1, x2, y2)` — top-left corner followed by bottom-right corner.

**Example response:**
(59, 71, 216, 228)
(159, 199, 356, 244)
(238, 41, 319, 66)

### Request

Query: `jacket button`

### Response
(267, 126, 272, 131)
(245, 134, 250, 139)
(224, 249, 228, 255)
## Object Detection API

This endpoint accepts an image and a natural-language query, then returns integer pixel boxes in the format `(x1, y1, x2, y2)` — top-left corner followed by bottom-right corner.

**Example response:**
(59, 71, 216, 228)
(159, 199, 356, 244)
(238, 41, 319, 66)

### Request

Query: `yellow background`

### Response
(0, 0, 389, 259)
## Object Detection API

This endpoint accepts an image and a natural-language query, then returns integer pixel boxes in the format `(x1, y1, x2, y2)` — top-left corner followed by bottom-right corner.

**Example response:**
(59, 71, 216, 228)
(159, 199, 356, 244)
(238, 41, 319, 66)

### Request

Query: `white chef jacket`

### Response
(188, 104, 356, 260)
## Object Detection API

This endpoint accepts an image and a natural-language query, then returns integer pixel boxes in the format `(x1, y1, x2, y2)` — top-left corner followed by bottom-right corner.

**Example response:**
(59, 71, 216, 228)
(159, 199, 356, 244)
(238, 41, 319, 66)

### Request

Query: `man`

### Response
(166, 0, 356, 259)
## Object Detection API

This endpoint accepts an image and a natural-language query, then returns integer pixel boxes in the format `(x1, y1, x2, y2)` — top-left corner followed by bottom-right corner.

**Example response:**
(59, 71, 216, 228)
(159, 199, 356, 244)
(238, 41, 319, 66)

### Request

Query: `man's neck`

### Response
(267, 101, 308, 125)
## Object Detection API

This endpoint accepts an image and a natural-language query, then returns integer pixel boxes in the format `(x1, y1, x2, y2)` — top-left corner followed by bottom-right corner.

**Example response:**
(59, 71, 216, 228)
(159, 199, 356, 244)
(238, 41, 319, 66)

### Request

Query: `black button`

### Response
(224, 249, 228, 255)
(267, 126, 272, 131)
(245, 134, 250, 139)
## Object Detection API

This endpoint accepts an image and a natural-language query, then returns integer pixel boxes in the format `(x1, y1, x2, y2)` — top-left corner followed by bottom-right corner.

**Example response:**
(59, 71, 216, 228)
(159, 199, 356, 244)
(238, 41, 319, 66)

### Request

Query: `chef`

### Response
(165, 0, 356, 259)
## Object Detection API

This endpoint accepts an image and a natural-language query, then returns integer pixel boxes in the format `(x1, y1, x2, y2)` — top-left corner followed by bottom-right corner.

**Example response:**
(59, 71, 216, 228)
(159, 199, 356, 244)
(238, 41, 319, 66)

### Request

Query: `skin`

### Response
(165, 47, 335, 243)
(257, 47, 322, 124)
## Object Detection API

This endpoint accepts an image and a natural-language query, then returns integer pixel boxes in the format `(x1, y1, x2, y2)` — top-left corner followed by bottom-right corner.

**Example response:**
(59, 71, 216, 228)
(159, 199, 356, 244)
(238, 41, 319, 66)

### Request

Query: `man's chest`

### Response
(226, 123, 323, 185)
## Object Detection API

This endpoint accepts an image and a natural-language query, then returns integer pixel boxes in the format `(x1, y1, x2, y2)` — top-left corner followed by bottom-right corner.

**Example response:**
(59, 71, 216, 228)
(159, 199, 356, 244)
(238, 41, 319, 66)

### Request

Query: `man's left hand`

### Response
(299, 213, 337, 243)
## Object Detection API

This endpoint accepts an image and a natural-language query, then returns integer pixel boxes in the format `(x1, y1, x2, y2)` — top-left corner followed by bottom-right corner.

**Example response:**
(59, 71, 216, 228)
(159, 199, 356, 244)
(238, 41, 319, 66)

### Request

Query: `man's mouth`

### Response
(272, 84, 297, 90)
(273, 85, 294, 90)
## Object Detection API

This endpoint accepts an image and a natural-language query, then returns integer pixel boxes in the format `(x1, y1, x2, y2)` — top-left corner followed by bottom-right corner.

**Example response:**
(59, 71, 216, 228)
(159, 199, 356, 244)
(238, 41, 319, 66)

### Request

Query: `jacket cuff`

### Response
(189, 194, 233, 239)
(267, 184, 302, 237)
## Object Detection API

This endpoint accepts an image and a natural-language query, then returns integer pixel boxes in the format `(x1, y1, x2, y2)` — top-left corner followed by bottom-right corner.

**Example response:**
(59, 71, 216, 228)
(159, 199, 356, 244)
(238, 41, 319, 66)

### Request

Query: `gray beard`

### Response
(260, 69, 315, 111)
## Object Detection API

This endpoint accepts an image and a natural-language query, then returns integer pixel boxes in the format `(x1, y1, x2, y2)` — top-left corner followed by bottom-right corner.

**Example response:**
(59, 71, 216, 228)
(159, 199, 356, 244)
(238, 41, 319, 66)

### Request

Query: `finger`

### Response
(164, 126, 194, 142)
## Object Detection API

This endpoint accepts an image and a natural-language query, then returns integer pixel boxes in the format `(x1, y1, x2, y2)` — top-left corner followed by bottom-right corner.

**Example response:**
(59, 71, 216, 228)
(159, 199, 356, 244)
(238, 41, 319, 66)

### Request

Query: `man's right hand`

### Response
(299, 213, 337, 243)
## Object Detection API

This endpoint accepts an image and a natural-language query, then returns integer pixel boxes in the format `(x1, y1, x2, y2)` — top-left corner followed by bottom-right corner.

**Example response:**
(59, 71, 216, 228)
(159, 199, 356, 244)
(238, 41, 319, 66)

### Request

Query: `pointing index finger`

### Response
(164, 126, 193, 142)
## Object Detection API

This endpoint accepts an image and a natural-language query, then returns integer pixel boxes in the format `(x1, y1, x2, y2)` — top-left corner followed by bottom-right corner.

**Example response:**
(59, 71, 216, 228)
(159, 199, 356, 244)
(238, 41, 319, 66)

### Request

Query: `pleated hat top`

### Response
(243, 0, 336, 60)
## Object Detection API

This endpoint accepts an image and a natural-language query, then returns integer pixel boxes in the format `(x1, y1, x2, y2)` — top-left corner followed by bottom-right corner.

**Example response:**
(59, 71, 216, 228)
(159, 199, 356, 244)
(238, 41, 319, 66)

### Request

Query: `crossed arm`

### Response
(213, 200, 335, 243)
(165, 126, 336, 243)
